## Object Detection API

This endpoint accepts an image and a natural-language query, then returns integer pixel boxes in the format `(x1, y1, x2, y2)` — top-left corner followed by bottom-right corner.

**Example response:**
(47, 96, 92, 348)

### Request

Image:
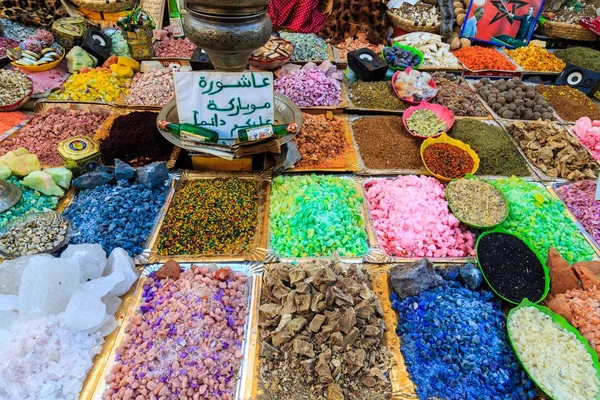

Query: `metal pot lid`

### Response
(0, 180, 22, 214)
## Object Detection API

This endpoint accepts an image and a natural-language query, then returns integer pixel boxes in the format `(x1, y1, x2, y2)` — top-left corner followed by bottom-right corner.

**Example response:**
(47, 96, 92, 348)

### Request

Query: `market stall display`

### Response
(351, 116, 424, 172)
(124, 69, 174, 107)
(448, 119, 531, 177)
(446, 177, 508, 228)
(393, 33, 460, 69)
(473, 78, 557, 121)
(347, 81, 406, 112)
(14, 61, 70, 98)
(279, 32, 329, 62)
(504, 44, 566, 73)
(573, 117, 600, 161)
(452, 46, 518, 71)
(258, 261, 392, 399)
(421, 134, 479, 180)
(0, 211, 70, 257)
(537, 85, 600, 122)
(505, 120, 597, 180)
(269, 175, 368, 258)
(0, 69, 32, 111)
(403, 102, 453, 138)
(392, 69, 438, 105)
(0, 106, 109, 166)
(152, 36, 196, 58)
(390, 267, 536, 400)
(554, 47, 600, 73)
(364, 175, 476, 258)
(49, 68, 131, 103)
(274, 62, 342, 107)
(0, 176, 60, 227)
(332, 34, 384, 63)
(555, 180, 600, 246)
(431, 72, 489, 117)
(489, 177, 596, 263)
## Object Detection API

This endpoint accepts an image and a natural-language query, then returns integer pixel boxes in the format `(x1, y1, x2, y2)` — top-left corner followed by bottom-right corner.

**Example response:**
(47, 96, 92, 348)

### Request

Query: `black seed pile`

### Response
(477, 233, 546, 303)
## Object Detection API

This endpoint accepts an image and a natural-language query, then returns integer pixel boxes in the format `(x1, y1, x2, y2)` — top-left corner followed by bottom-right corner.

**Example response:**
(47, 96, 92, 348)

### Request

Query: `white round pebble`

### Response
(508, 306, 600, 400)
(124, 70, 174, 107)
(0, 315, 104, 400)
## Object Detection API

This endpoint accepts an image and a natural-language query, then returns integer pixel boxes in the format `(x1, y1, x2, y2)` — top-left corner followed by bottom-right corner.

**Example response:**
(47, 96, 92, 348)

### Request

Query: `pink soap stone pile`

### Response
(103, 266, 248, 400)
(274, 62, 342, 107)
(365, 175, 476, 258)
(1, 107, 109, 166)
(573, 117, 600, 161)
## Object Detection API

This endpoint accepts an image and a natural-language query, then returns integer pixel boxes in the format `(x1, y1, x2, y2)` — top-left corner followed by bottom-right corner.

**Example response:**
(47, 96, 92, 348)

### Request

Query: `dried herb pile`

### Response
(348, 81, 406, 110)
(537, 85, 600, 122)
(554, 47, 600, 74)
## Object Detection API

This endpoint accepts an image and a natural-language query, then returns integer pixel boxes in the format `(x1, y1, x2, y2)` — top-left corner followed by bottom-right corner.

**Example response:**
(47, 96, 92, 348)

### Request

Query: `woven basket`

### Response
(538, 20, 598, 41)
(69, 0, 138, 13)
(386, 10, 441, 33)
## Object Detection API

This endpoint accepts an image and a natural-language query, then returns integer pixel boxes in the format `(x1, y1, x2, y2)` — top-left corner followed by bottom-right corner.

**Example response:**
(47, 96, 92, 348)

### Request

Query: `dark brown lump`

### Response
(100, 111, 173, 166)
(431, 72, 489, 117)
(352, 116, 423, 170)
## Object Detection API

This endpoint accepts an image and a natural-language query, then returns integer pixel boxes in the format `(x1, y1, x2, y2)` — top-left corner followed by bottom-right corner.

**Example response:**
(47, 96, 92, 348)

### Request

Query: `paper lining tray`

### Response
(146, 170, 271, 263)
(344, 80, 407, 115)
(56, 170, 179, 266)
(264, 174, 379, 264)
(89, 261, 263, 400)
(548, 181, 600, 257)
(285, 115, 360, 173)
(495, 118, 597, 183)
(358, 176, 477, 264)
(248, 262, 418, 400)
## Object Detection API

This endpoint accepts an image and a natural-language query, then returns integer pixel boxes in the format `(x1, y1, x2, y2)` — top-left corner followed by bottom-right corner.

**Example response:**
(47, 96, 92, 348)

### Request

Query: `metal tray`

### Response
(344, 80, 407, 115)
(265, 174, 378, 263)
(359, 176, 477, 264)
(147, 170, 271, 263)
(286, 114, 360, 172)
(90, 262, 263, 400)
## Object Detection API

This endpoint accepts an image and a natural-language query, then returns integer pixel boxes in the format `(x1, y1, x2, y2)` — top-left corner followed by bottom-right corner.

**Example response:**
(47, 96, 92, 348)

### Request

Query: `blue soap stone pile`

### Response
(391, 278, 536, 400)
(64, 181, 168, 257)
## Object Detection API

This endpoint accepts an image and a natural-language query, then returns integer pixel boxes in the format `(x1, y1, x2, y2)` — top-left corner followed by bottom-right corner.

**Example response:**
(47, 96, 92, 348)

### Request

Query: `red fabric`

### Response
(268, 0, 327, 33)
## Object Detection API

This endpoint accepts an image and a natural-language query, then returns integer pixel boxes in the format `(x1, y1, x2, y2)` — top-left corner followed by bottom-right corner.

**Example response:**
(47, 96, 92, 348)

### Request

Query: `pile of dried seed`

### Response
(423, 143, 474, 179)
(0, 70, 32, 107)
(0, 213, 68, 256)
(506, 120, 597, 180)
(432, 72, 489, 117)
(352, 116, 423, 170)
(446, 178, 507, 227)
(258, 260, 392, 400)
(537, 85, 600, 122)
(348, 81, 406, 111)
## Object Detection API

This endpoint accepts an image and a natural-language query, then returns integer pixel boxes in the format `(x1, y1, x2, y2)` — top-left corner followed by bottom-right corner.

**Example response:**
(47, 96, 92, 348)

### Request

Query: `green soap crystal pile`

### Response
(0, 176, 59, 227)
(270, 175, 369, 257)
(490, 177, 595, 263)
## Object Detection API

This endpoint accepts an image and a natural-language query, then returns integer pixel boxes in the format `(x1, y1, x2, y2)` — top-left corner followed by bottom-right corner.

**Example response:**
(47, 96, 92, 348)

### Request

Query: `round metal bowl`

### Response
(156, 93, 303, 154)
(0, 211, 72, 258)
(0, 180, 22, 213)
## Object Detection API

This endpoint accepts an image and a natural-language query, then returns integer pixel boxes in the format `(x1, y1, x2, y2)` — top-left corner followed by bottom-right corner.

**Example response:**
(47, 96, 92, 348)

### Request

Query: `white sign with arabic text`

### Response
(173, 71, 275, 140)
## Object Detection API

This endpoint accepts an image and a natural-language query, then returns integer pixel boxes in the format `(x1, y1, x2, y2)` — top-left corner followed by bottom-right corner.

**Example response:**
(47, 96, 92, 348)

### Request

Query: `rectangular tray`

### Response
(298, 82, 349, 113)
(147, 170, 271, 263)
(248, 262, 417, 400)
(344, 80, 407, 115)
(57, 171, 178, 266)
(264, 174, 379, 263)
(90, 262, 263, 400)
(359, 176, 477, 264)
(286, 114, 360, 172)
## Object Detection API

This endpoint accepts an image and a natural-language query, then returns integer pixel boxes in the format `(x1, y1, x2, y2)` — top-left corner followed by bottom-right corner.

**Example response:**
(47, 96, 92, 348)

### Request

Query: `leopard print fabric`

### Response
(320, 0, 388, 45)
(1, 0, 68, 27)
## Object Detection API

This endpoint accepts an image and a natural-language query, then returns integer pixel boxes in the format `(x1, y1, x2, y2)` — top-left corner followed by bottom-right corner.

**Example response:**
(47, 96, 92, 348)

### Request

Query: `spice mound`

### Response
(446, 178, 507, 227)
(431, 72, 488, 117)
(477, 232, 546, 303)
(504, 44, 566, 72)
(0, 69, 32, 106)
(352, 116, 423, 171)
(508, 305, 600, 400)
(125, 70, 174, 107)
(0, 212, 68, 256)
(157, 178, 258, 256)
(100, 111, 173, 166)
(1, 107, 109, 166)
(452, 46, 517, 71)
(449, 119, 530, 176)
(280, 32, 329, 61)
(391, 275, 535, 400)
(348, 81, 406, 111)
(50, 68, 131, 103)
(275, 62, 341, 107)
(537, 85, 600, 122)
(490, 177, 595, 263)
(506, 120, 597, 180)
(269, 175, 368, 257)
(556, 180, 600, 245)
(103, 265, 248, 400)
(474, 78, 556, 120)
(365, 175, 475, 258)
(406, 109, 446, 137)
(293, 112, 349, 169)
(423, 142, 474, 179)
(258, 261, 392, 400)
